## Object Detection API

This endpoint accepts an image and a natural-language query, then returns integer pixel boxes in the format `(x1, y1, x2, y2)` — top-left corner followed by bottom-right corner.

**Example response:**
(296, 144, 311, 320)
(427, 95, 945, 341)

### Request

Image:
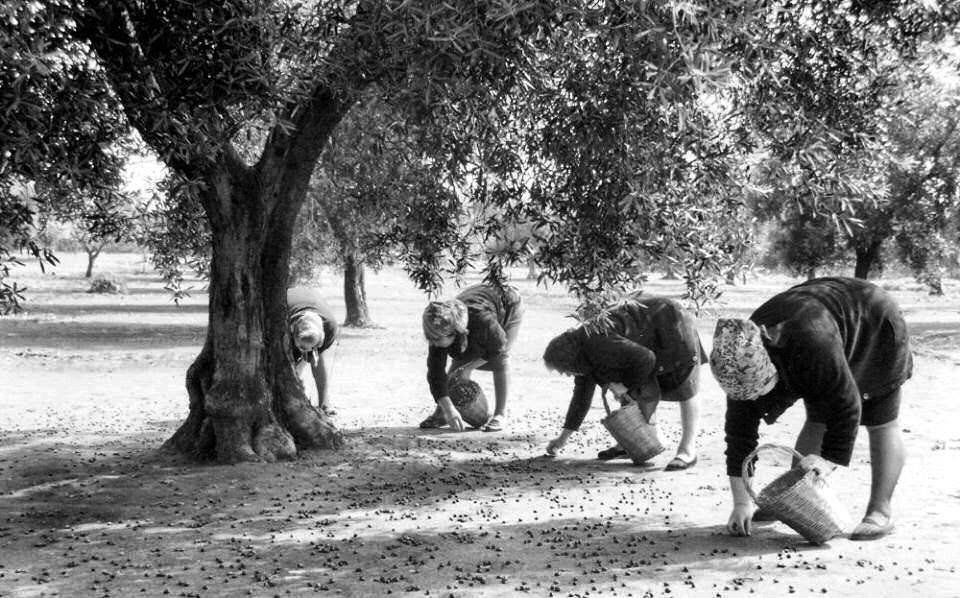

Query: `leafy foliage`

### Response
(0, 1, 129, 312)
(133, 174, 211, 304)
(740, 2, 959, 282)
(292, 93, 468, 296)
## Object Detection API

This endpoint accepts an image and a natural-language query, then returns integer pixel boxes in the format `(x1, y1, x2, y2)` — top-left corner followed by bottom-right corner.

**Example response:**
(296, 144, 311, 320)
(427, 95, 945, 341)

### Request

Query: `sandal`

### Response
(419, 411, 446, 429)
(597, 446, 628, 460)
(481, 416, 504, 432)
(850, 514, 895, 541)
(664, 455, 698, 471)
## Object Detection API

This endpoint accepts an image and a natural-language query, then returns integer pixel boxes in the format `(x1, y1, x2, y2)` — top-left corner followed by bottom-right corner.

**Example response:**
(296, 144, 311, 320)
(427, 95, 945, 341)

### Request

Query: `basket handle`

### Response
(741, 443, 803, 505)
(601, 387, 612, 415)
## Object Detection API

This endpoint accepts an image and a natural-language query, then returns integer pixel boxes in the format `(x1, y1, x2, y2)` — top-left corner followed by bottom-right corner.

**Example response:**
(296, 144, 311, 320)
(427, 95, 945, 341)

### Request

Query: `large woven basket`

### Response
(447, 379, 490, 429)
(743, 444, 849, 544)
(600, 391, 664, 464)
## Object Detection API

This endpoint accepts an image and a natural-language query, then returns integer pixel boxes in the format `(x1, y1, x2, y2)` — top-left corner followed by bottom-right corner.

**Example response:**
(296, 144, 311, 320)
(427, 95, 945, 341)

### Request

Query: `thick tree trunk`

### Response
(854, 241, 882, 280)
(343, 252, 372, 327)
(163, 156, 343, 463)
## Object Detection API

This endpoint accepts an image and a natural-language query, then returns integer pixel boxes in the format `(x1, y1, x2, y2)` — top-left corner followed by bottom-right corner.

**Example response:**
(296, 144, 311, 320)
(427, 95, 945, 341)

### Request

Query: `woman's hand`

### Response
(728, 504, 754, 536)
(797, 454, 838, 476)
(728, 475, 754, 537)
(607, 382, 629, 398)
(546, 429, 574, 456)
(437, 397, 465, 432)
(546, 437, 566, 456)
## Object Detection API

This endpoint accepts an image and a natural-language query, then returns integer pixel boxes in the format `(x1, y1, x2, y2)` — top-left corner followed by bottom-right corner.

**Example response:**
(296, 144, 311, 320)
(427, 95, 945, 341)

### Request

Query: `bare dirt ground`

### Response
(1, 253, 959, 598)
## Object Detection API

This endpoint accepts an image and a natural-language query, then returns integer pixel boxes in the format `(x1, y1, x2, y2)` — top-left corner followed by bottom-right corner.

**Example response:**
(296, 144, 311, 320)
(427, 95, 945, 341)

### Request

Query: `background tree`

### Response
(882, 40, 960, 292)
(1, 0, 128, 311)
(291, 92, 465, 326)
(737, 2, 958, 284)
(134, 174, 212, 303)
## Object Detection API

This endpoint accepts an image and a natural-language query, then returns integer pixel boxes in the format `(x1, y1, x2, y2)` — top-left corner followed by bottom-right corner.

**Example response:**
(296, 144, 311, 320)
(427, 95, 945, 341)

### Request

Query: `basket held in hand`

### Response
(447, 379, 490, 429)
(600, 390, 664, 464)
(742, 444, 849, 544)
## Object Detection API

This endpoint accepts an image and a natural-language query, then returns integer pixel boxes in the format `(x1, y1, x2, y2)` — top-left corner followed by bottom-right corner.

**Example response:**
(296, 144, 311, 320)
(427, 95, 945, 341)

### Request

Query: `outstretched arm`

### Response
(311, 353, 329, 411)
(548, 376, 596, 455)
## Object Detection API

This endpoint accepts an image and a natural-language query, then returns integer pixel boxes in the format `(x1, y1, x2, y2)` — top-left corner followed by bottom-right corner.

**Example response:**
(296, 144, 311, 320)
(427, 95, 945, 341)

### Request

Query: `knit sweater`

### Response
(287, 287, 338, 360)
(545, 296, 704, 431)
(724, 277, 913, 476)
(426, 284, 521, 399)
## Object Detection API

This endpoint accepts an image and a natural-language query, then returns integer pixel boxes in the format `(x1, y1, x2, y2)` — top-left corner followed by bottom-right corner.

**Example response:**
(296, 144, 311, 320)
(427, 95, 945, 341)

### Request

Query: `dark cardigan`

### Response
(426, 284, 520, 399)
(546, 297, 704, 431)
(724, 277, 913, 476)
(287, 287, 338, 361)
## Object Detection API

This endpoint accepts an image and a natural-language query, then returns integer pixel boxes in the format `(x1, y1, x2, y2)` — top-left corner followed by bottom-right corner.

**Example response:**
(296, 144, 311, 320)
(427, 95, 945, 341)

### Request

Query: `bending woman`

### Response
(710, 277, 912, 541)
(420, 283, 524, 432)
(543, 294, 705, 470)
(287, 287, 339, 415)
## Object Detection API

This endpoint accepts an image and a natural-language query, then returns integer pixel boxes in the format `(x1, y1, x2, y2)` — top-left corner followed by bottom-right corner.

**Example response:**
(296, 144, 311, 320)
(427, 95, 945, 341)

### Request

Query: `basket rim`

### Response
(741, 443, 804, 505)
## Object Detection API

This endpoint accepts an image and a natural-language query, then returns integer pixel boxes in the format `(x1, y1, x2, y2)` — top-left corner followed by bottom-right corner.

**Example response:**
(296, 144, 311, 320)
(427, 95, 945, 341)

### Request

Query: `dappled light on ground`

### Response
(1, 254, 959, 596)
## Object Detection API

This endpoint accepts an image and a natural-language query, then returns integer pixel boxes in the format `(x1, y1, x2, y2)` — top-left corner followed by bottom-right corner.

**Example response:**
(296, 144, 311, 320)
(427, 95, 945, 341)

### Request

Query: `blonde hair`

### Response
(290, 310, 325, 352)
(422, 299, 468, 347)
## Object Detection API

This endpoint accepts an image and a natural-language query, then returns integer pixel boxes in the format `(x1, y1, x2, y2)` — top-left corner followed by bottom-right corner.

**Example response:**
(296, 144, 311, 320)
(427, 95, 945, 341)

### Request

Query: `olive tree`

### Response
(6, 0, 562, 462)
(5, 0, 955, 464)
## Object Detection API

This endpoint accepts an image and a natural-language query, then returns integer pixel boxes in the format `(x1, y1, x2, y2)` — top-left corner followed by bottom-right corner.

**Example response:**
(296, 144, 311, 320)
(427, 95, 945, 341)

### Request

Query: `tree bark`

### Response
(343, 251, 372, 327)
(163, 146, 346, 463)
(854, 240, 882, 280)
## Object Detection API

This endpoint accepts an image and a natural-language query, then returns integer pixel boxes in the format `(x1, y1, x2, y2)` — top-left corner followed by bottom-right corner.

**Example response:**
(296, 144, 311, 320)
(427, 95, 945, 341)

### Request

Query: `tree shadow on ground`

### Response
(0, 320, 206, 350)
(0, 424, 843, 597)
(12, 302, 209, 316)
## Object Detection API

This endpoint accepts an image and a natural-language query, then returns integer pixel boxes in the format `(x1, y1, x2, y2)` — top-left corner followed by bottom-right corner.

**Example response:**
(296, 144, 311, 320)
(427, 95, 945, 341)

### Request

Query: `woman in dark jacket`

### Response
(710, 277, 912, 541)
(543, 294, 706, 470)
(420, 284, 524, 432)
(288, 287, 339, 415)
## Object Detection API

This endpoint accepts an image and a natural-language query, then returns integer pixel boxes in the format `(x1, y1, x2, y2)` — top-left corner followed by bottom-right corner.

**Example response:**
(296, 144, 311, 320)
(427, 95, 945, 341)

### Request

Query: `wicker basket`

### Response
(742, 444, 849, 544)
(447, 379, 490, 429)
(600, 391, 664, 464)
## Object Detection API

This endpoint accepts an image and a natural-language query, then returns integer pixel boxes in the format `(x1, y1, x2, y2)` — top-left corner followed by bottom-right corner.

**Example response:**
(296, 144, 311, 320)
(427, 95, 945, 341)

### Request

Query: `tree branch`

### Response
(77, 2, 202, 176)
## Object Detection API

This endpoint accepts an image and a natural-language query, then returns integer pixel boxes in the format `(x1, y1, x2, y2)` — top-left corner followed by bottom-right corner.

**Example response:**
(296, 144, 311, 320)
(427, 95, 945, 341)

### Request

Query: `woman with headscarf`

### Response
(542, 294, 706, 470)
(288, 287, 339, 415)
(710, 277, 912, 541)
(420, 283, 524, 432)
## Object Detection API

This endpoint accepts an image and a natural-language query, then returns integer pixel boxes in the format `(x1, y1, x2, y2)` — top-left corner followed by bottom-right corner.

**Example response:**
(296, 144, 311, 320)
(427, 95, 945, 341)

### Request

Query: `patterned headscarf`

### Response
(422, 299, 469, 347)
(290, 310, 325, 354)
(709, 318, 778, 401)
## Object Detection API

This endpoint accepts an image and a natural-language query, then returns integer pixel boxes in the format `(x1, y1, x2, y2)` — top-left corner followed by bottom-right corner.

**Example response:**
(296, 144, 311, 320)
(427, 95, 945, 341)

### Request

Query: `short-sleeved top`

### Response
(426, 284, 521, 399)
(554, 296, 705, 431)
(287, 287, 338, 360)
(724, 277, 913, 476)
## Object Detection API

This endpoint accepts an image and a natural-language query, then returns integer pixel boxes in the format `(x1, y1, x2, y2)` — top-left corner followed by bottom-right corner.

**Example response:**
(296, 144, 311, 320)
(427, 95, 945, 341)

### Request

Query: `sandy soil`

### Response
(1, 253, 959, 597)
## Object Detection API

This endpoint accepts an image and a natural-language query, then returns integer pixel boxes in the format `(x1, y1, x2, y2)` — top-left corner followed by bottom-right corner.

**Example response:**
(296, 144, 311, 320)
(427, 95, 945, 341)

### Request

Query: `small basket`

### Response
(600, 391, 664, 464)
(447, 379, 490, 429)
(742, 444, 849, 544)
